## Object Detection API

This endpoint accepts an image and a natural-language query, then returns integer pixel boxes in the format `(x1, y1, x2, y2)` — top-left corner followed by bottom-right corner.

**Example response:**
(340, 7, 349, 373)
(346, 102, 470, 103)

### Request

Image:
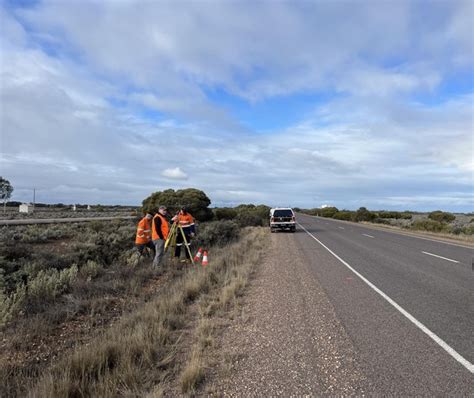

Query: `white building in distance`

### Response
(19, 203, 33, 213)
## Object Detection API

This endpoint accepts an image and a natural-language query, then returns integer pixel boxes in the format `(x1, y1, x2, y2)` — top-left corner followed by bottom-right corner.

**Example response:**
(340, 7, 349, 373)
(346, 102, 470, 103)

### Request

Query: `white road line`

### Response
(422, 251, 459, 263)
(363, 233, 374, 238)
(297, 222, 474, 375)
(338, 227, 345, 230)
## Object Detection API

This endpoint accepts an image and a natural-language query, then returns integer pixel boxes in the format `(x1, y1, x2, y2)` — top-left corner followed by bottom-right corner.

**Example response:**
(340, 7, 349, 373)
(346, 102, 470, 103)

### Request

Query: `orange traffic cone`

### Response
(193, 247, 203, 262)
(201, 251, 209, 266)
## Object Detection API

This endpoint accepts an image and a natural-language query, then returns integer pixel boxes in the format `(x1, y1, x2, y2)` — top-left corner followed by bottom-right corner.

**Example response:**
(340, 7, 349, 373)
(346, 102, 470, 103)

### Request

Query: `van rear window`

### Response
(273, 209, 293, 217)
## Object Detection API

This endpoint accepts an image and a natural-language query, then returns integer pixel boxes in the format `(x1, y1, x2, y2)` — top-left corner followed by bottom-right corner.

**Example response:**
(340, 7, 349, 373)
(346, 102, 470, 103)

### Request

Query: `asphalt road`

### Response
(296, 214, 473, 395)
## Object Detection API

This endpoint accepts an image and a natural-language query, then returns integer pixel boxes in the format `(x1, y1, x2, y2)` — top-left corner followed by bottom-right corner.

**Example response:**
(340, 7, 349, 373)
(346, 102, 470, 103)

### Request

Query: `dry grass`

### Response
(178, 227, 267, 394)
(19, 227, 267, 397)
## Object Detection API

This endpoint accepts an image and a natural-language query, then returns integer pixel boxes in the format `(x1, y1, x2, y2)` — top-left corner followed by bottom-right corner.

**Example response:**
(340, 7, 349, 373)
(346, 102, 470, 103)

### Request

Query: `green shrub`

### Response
(0, 282, 26, 327)
(401, 212, 413, 220)
(411, 219, 448, 233)
(28, 265, 78, 303)
(377, 211, 407, 219)
(321, 207, 339, 218)
(332, 211, 353, 221)
(234, 204, 271, 227)
(428, 211, 455, 223)
(461, 225, 474, 235)
(214, 208, 237, 220)
(353, 207, 377, 222)
(372, 218, 391, 225)
(236, 212, 263, 227)
(79, 260, 102, 280)
(195, 221, 240, 248)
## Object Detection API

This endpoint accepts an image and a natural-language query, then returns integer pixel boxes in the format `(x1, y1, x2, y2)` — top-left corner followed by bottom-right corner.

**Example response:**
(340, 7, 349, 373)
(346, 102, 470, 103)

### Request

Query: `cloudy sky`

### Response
(1, 0, 473, 211)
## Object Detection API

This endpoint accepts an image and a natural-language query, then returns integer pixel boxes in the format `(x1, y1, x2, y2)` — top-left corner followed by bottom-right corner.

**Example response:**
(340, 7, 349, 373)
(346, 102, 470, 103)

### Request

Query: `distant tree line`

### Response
(299, 207, 472, 235)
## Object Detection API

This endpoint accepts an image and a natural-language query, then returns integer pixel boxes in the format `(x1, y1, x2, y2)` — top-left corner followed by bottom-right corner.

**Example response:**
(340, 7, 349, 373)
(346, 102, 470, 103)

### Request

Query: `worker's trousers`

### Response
(152, 239, 165, 266)
(175, 231, 191, 259)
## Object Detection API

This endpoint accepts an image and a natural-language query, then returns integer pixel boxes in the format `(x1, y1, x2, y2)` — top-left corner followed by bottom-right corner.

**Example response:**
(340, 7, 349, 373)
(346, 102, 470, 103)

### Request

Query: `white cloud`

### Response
(161, 167, 188, 180)
(0, 1, 472, 211)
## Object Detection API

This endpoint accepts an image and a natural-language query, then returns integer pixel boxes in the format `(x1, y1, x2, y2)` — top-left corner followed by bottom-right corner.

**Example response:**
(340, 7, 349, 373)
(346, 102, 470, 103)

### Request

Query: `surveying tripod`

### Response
(164, 220, 195, 265)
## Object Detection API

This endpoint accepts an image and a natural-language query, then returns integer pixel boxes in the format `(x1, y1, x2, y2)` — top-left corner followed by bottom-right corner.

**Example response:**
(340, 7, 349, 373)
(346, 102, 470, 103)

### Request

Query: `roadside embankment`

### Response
(18, 227, 266, 397)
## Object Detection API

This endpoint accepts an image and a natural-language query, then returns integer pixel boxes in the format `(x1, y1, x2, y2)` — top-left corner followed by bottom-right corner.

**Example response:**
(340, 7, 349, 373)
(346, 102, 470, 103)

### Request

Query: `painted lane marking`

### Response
(297, 222, 474, 374)
(338, 227, 345, 230)
(422, 251, 459, 264)
(363, 233, 374, 238)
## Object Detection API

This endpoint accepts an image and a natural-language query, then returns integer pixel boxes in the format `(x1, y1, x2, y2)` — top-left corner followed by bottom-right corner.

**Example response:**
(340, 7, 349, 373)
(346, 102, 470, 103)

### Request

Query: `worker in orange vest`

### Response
(172, 206, 195, 261)
(152, 206, 169, 266)
(135, 212, 154, 256)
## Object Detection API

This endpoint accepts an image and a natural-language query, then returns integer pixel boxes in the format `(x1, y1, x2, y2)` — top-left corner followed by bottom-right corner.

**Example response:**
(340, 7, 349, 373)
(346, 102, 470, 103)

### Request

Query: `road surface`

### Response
(207, 214, 473, 395)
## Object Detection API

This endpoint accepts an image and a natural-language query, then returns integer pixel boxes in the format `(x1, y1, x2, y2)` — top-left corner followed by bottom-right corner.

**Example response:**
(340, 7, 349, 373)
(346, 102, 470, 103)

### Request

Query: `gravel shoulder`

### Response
(204, 231, 370, 396)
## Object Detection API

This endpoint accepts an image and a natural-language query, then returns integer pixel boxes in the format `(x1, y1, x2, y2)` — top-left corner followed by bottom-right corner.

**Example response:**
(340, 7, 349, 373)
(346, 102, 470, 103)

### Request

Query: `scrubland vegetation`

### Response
(0, 205, 137, 220)
(0, 198, 269, 397)
(301, 207, 474, 238)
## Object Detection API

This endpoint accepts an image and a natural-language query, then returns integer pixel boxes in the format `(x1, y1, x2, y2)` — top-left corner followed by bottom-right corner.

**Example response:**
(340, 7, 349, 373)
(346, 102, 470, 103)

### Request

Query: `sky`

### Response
(0, 0, 473, 211)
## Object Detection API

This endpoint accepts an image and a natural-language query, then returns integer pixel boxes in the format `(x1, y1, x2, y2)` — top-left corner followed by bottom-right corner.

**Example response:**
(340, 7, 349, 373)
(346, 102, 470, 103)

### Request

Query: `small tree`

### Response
(0, 177, 13, 214)
(142, 188, 213, 221)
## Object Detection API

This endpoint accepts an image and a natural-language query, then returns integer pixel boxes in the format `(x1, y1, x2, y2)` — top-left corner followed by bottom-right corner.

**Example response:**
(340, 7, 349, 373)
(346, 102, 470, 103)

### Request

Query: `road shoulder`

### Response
(203, 230, 368, 396)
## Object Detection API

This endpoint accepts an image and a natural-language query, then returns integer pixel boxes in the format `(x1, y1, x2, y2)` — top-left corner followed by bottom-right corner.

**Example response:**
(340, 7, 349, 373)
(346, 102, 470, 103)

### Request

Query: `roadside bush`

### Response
(401, 212, 413, 220)
(428, 211, 455, 223)
(79, 260, 102, 280)
(195, 221, 240, 248)
(0, 283, 26, 327)
(27, 265, 78, 305)
(316, 207, 338, 218)
(214, 208, 237, 220)
(411, 219, 448, 233)
(372, 218, 391, 225)
(332, 211, 353, 221)
(377, 211, 410, 219)
(236, 212, 263, 227)
(354, 207, 377, 222)
(234, 204, 271, 227)
(455, 225, 474, 235)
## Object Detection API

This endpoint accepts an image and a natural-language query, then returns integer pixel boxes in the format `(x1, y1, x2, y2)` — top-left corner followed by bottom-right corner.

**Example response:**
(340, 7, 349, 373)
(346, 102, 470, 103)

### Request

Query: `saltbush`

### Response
(79, 260, 102, 280)
(27, 265, 78, 303)
(234, 204, 271, 227)
(332, 211, 353, 221)
(195, 221, 240, 248)
(372, 218, 391, 225)
(214, 208, 238, 220)
(0, 282, 26, 327)
(411, 219, 448, 233)
(428, 211, 455, 223)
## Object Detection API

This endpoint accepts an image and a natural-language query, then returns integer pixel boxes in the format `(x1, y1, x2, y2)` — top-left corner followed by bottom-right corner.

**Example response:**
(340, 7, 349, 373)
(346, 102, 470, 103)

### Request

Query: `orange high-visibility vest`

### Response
(152, 213, 169, 241)
(135, 216, 152, 244)
(177, 213, 194, 227)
